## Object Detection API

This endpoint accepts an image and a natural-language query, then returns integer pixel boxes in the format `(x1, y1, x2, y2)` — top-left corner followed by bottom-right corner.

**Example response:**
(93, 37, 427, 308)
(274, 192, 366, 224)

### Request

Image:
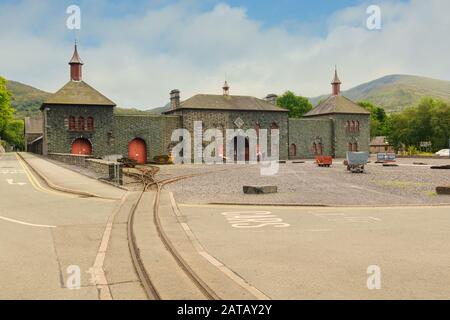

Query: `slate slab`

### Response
(243, 185, 278, 194)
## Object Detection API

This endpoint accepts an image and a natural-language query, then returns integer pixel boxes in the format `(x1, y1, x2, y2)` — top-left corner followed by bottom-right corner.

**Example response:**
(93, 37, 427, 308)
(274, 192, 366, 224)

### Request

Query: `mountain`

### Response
(6, 80, 51, 118)
(6, 74, 450, 117)
(148, 104, 170, 114)
(310, 75, 450, 112)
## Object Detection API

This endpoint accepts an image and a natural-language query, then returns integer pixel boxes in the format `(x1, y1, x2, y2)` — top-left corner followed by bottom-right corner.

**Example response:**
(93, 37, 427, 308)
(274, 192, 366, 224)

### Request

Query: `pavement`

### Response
(18, 152, 125, 200)
(0, 153, 143, 299)
(175, 202, 450, 299)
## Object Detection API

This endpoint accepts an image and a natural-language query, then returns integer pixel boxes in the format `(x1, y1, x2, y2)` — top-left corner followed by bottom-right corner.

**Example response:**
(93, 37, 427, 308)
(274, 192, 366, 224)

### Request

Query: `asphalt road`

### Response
(177, 202, 450, 299)
(0, 153, 124, 299)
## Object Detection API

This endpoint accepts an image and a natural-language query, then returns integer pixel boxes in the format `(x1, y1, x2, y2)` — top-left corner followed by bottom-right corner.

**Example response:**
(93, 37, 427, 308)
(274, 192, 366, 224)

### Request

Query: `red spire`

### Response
(331, 66, 341, 96)
(69, 41, 83, 81)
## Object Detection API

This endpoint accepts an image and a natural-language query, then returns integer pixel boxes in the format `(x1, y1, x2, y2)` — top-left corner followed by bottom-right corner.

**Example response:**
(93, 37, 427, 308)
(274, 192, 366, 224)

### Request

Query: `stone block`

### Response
(436, 186, 450, 195)
(243, 185, 277, 194)
(431, 165, 450, 170)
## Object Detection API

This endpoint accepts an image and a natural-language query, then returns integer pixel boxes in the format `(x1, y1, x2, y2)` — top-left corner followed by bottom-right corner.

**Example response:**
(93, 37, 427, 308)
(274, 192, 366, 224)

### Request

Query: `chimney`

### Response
(265, 94, 278, 105)
(69, 41, 84, 82)
(170, 89, 180, 110)
(331, 66, 341, 96)
(222, 81, 230, 96)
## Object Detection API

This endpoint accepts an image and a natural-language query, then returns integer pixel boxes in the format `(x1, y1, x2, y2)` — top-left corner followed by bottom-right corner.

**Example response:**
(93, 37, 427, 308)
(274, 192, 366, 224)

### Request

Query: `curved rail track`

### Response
(126, 167, 220, 300)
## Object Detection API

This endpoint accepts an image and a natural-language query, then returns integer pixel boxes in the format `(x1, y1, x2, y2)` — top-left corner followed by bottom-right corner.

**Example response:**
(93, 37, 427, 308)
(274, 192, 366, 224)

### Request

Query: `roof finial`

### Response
(69, 41, 83, 81)
(331, 65, 341, 96)
(223, 80, 230, 96)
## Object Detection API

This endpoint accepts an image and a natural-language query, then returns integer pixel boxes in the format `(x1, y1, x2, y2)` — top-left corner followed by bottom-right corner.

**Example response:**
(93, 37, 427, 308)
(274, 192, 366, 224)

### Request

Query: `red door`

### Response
(71, 138, 92, 155)
(128, 138, 147, 164)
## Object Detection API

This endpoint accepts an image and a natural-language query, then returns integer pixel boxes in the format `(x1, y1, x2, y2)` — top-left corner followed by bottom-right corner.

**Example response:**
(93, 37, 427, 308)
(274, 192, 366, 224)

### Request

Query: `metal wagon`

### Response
(346, 151, 369, 173)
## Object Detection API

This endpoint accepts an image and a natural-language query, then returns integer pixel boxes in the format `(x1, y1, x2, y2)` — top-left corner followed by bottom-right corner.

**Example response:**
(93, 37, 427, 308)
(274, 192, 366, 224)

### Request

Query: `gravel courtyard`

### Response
(158, 157, 450, 206)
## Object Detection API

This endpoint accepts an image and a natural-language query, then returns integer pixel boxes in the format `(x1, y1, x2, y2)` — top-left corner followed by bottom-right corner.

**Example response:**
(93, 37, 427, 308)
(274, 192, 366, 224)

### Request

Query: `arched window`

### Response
(356, 120, 360, 132)
(77, 117, 85, 131)
(346, 120, 351, 132)
(289, 144, 297, 158)
(69, 116, 76, 131)
(351, 120, 356, 133)
(313, 142, 318, 155)
(86, 117, 94, 131)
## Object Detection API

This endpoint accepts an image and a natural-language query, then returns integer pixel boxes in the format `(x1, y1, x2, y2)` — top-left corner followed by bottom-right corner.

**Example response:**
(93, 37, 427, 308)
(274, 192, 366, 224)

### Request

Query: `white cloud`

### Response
(0, 0, 449, 109)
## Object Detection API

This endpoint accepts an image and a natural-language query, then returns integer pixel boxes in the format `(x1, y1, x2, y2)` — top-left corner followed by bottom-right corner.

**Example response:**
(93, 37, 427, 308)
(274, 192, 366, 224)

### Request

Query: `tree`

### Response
(386, 97, 450, 152)
(277, 91, 313, 118)
(4, 120, 25, 150)
(358, 101, 388, 137)
(0, 76, 14, 138)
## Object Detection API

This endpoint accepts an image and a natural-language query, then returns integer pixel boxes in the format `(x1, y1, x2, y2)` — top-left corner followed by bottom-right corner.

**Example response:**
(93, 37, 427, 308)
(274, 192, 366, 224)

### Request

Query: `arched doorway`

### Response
(128, 138, 147, 164)
(233, 136, 249, 162)
(71, 138, 92, 155)
(289, 143, 297, 158)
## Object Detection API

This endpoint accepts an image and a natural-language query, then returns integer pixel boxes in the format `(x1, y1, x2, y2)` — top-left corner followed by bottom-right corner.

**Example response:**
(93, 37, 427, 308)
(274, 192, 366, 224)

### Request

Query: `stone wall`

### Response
(178, 109, 289, 160)
(44, 105, 114, 157)
(288, 118, 333, 159)
(48, 153, 89, 166)
(331, 114, 371, 158)
(86, 158, 123, 184)
(48, 153, 123, 184)
(113, 114, 181, 162)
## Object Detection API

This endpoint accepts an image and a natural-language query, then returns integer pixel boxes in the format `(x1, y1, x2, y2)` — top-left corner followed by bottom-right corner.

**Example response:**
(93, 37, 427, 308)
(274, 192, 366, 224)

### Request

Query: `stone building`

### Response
(163, 83, 289, 161)
(24, 116, 43, 153)
(289, 68, 371, 158)
(31, 44, 370, 163)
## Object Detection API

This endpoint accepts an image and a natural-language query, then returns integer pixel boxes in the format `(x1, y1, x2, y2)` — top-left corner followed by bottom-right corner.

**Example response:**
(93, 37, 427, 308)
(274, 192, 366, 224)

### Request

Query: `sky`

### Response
(0, 0, 449, 110)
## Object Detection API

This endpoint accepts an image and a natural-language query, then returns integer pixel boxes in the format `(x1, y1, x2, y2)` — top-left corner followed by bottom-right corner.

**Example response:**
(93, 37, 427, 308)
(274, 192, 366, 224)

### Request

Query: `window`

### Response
(346, 120, 351, 132)
(348, 142, 353, 151)
(356, 120, 360, 132)
(271, 122, 279, 130)
(77, 117, 85, 131)
(289, 144, 297, 158)
(86, 117, 94, 131)
(69, 116, 76, 131)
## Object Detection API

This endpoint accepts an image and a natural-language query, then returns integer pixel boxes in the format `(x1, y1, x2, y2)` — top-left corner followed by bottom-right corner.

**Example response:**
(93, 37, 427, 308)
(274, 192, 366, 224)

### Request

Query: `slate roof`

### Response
(41, 81, 115, 109)
(370, 136, 391, 146)
(24, 117, 43, 134)
(304, 95, 370, 117)
(164, 94, 288, 113)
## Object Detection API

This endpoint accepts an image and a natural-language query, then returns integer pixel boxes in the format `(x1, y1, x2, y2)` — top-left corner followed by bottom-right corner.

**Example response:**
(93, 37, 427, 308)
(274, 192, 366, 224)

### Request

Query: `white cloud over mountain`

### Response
(0, 0, 449, 109)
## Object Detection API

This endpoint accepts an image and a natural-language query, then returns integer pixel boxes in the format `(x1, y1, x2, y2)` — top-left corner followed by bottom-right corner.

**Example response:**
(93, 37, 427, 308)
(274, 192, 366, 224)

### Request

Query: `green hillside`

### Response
(6, 74, 450, 116)
(6, 80, 51, 118)
(310, 75, 450, 112)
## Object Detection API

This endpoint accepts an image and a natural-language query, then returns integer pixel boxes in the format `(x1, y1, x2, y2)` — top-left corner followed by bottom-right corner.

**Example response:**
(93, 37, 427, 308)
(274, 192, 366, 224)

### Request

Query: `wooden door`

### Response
(128, 138, 147, 164)
(71, 138, 92, 155)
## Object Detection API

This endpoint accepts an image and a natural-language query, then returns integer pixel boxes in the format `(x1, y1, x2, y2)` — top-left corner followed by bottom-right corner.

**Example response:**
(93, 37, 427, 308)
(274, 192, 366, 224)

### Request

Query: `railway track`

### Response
(126, 167, 220, 300)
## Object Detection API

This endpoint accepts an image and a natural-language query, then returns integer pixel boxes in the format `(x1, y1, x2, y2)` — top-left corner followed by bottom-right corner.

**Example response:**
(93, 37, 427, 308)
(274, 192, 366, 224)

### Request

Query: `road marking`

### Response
(221, 210, 290, 229)
(15, 153, 78, 198)
(0, 169, 25, 174)
(0, 215, 56, 228)
(169, 192, 271, 300)
(6, 179, 26, 186)
(90, 192, 129, 300)
(315, 213, 382, 223)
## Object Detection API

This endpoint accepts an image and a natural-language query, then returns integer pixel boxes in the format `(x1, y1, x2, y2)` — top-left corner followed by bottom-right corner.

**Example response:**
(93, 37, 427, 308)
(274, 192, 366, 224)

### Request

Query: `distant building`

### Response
(28, 43, 371, 162)
(370, 136, 394, 154)
(24, 117, 43, 153)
